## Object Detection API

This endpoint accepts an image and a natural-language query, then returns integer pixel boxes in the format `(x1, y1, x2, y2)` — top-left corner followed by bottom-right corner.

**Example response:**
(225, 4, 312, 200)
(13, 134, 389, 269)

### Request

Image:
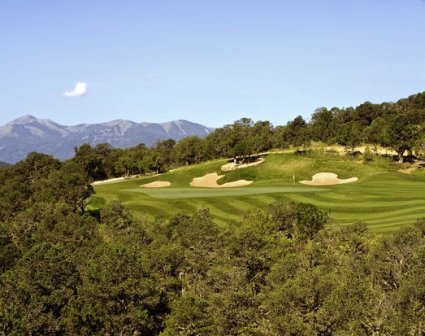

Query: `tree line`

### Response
(71, 91, 425, 184)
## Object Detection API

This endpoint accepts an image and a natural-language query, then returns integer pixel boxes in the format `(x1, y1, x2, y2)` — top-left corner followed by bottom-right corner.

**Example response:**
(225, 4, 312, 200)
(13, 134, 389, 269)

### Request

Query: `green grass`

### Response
(123, 187, 325, 199)
(91, 151, 425, 234)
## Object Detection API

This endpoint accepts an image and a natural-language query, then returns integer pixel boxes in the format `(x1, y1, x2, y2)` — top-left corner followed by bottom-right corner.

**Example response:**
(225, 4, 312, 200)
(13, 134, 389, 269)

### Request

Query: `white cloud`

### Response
(64, 82, 88, 97)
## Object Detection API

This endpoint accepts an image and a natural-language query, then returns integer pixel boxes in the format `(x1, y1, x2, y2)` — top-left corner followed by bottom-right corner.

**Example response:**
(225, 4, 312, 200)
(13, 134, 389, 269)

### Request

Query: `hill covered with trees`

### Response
(1, 150, 425, 334)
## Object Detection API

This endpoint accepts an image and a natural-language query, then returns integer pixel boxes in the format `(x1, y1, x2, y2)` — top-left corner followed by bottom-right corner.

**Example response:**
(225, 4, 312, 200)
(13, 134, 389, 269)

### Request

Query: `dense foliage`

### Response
(0, 149, 425, 334)
(1, 91, 425, 334)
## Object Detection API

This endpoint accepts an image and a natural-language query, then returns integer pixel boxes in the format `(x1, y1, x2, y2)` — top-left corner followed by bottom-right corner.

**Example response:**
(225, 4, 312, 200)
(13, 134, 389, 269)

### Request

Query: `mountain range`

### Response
(0, 115, 213, 163)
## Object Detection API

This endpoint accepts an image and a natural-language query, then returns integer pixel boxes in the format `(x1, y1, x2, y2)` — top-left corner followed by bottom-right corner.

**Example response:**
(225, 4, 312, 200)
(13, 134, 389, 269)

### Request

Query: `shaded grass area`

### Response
(91, 151, 425, 233)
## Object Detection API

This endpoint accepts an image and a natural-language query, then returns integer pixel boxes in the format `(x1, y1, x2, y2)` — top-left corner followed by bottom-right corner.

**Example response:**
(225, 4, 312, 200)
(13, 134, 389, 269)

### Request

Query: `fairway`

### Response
(124, 186, 326, 199)
(91, 151, 425, 234)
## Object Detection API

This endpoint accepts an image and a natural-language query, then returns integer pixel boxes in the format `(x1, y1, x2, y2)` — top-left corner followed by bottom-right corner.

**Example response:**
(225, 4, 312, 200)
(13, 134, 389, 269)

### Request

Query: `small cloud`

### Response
(64, 82, 87, 97)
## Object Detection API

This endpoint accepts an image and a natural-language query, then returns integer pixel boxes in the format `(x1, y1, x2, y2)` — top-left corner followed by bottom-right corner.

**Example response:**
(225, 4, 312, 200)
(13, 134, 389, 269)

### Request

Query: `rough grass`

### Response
(90, 151, 425, 234)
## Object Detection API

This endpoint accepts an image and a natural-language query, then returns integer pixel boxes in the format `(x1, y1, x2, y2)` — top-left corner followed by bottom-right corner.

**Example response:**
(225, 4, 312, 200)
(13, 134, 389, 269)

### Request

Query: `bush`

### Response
(363, 146, 374, 163)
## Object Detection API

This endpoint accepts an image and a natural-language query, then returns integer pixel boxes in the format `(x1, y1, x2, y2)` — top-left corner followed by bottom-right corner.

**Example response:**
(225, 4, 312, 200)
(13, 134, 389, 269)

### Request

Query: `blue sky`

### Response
(1, 0, 424, 127)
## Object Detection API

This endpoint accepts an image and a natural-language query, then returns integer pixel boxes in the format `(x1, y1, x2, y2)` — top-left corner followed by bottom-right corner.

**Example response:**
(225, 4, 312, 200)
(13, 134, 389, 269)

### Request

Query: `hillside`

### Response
(91, 149, 425, 233)
(0, 115, 213, 163)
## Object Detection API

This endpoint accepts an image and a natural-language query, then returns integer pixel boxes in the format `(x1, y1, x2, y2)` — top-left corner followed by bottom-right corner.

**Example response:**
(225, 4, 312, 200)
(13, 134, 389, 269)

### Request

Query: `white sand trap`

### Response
(300, 172, 358, 186)
(221, 158, 265, 172)
(190, 173, 253, 188)
(142, 181, 171, 188)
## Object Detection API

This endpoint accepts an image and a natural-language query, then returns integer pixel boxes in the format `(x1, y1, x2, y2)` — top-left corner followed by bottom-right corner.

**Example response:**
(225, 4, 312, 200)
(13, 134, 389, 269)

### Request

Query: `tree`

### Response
(251, 120, 274, 154)
(9, 201, 98, 253)
(262, 223, 374, 335)
(0, 152, 61, 221)
(73, 144, 108, 181)
(0, 222, 20, 273)
(14, 152, 61, 185)
(310, 107, 336, 143)
(387, 113, 420, 162)
(272, 125, 290, 148)
(284, 116, 311, 148)
(353, 101, 381, 126)
(165, 209, 223, 291)
(154, 139, 176, 171)
(94, 143, 120, 178)
(162, 294, 213, 336)
(37, 161, 94, 213)
(337, 121, 363, 153)
(100, 200, 133, 234)
(172, 136, 205, 166)
(0, 243, 81, 335)
(266, 202, 329, 240)
(413, 123, 425, 156)
(363, 117, 390, 152)
(63, 243, 166, 335)
(115, 148, 137, 177)
(204, 127, 232, 159)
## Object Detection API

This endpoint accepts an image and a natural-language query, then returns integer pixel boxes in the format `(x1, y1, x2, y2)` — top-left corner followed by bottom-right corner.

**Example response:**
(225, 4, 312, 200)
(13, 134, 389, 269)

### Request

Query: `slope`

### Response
(91, 151, 425, 233)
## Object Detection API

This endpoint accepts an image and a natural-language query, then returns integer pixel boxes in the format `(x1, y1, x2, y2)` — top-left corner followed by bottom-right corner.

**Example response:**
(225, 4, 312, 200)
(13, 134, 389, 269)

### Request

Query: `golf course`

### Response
(91, 149, 425, 234)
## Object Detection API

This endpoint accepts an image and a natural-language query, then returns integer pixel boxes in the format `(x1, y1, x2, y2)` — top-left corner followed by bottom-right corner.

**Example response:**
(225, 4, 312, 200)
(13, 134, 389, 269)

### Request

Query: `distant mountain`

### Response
(0, 115, 213, 163)
(0, 161, 9, 168)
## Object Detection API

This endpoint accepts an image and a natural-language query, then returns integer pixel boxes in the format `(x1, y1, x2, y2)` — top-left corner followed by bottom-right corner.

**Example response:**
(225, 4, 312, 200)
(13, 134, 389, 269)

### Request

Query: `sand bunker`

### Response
(300, 172, 358, 186)
(142, 181, 171, 188)
(190, 173, 253, 188)
(221, 158, 265, 172)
